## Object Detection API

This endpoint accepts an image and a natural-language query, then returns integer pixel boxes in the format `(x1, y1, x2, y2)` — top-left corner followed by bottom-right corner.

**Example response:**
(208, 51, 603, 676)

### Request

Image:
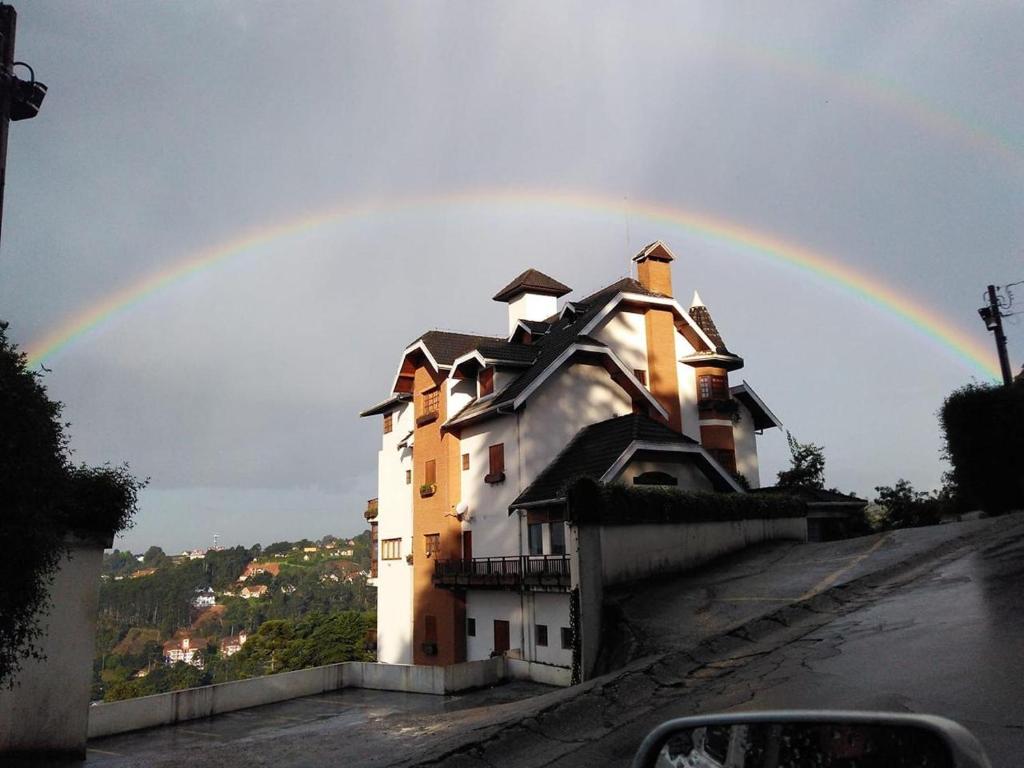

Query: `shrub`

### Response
(940, 381, 1024, 514)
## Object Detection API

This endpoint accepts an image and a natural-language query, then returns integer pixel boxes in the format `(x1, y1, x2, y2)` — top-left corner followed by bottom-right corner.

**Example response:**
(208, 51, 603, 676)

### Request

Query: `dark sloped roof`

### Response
(493, 269, 572, 302)
(519, 319, 552, 334)
(452, 281, 628, 425)
(358, 393, 411, 418)
(510, 414, 697, 508)
(411, 330, 505, 367)
(476, 341, 537, 364)
(755, 486, 867, 505)
(688, 304, 729, 352)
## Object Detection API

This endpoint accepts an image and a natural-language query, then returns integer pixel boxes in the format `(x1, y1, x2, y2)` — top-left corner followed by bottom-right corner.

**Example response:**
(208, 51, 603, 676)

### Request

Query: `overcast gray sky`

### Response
(2, 2, 1021, 554)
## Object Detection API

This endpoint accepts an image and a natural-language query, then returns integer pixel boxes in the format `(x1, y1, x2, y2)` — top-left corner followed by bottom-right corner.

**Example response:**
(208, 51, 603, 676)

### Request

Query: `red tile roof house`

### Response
(163, 636, 204, 669)
(360, 242, 791, 682)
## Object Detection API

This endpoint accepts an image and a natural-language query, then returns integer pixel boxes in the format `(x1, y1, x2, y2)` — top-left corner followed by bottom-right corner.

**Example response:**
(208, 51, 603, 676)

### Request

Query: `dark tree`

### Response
(941, 381, 1024, 514)
(775, 431, 826, 490)
(0, 321, 143, 687)
(873, 479, 942, 529)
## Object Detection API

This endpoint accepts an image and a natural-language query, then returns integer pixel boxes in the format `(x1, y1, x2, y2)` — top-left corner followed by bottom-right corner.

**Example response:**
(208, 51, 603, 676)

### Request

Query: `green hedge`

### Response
(941, 381, 1024, 514)
(565, 477, 806, 525)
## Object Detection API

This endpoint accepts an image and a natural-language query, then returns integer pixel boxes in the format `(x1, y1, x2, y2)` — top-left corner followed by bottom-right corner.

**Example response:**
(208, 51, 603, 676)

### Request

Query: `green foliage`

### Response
(216, 612, 372, 680)
(940, 381, 1024, 514)
(872, 479, 944, 530)
(775, 431, 826, 490)
(143, 546, 169, 568)
(566, 477, 805, 525)
(0, 321, 143, 688)
(104, 661, 207, 702)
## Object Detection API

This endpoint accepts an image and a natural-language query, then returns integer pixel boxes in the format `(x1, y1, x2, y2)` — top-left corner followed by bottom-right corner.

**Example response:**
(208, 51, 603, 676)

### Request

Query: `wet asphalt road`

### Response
(81, 514, 1024, 768)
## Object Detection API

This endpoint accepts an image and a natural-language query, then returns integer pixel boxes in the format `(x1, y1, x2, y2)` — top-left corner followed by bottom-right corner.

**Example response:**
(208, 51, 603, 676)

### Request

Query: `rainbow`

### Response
(717, 42, 1023, 170)
(25, 189, 1000, 379)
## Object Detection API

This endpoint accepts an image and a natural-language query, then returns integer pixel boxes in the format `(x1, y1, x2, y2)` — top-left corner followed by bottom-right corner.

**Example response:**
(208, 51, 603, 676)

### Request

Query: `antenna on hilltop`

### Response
(213, 532, 219, 550)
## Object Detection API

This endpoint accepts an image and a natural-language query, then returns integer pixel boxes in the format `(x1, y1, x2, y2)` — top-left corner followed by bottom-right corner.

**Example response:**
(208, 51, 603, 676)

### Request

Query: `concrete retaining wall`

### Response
(88, 655, 518, 739)
(506, 658, 572, 687)
(1, 536, 109, 758)
(598, 516, 807, 586)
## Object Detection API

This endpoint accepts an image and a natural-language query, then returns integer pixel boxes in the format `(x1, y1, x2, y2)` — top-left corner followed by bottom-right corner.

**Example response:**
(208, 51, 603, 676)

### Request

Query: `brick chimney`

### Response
(633, 242, 682, 432)
(632, 241, 675, 297)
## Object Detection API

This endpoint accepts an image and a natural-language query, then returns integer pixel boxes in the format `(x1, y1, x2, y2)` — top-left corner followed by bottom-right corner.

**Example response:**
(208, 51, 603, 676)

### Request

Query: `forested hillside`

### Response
(94, 531, 375, 701)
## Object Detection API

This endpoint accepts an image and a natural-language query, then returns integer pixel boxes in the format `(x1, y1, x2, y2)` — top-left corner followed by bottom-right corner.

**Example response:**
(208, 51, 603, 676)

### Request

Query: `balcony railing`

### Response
(433, 555, 571, 591)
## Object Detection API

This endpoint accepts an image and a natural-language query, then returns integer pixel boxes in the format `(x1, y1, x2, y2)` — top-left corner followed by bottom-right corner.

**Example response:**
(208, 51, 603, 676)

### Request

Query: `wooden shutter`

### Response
(425, 459, 436, 485)
(489, 444, 504, 475)
(479, 367, 494, 396)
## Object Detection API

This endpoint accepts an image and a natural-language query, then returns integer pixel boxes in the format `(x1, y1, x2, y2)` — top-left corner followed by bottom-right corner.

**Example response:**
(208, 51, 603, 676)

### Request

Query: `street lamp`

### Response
(9, 61, 46, 121)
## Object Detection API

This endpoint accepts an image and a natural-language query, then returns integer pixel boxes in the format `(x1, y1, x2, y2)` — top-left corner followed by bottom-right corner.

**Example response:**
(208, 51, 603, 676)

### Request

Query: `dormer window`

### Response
(417, 387, 440, 426)
(478, 367, 494, 397)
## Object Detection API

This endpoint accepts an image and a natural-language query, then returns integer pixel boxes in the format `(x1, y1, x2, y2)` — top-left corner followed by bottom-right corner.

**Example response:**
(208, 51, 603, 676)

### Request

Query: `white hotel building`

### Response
(360, 242, 781, 679)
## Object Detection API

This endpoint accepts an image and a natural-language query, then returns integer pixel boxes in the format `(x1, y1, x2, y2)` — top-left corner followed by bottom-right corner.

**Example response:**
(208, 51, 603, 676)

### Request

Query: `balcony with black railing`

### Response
(432, 555, 571, 592)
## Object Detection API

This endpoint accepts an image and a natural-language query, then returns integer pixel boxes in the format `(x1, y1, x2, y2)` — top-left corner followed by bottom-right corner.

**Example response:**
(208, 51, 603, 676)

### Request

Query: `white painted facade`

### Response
(518, 361, 633, 485)
(373, 400, 415, 664)
(733, 400, 761, 488)
(506, 292, 558, 334)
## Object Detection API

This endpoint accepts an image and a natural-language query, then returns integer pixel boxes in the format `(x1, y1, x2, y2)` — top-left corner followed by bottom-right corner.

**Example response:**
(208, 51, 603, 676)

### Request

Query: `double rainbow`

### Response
(24, 189, 999, 380)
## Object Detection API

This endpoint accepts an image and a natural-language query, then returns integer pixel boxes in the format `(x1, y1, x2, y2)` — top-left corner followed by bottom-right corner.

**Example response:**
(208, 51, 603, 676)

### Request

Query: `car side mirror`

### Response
(631, 710, 992, 768)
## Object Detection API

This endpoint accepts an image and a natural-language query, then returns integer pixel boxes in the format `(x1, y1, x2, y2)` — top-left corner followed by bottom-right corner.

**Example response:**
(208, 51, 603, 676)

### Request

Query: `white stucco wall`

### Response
(375, 401, 415, 665)
(465, 590, 524, 661)
(0, 537, 106, 756)
(733, 401, 761, 488)
(592, 309, 648, 375)
(522, 592, 572, 668)
(519, 362, 633, 488)
(457, 413, 521, 558)
(614, 456, 715, 492)
(675, 330, 701, 441)
(507, 293, 559, 335)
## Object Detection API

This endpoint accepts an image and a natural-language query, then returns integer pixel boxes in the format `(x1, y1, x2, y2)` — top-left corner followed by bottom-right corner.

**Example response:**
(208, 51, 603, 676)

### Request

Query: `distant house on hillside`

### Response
(240, 585, 268, 599)
(130, 567, 157, 579)
(191, 586, 216, 608)
(164, 637, 203, 669)
(238, 562, 281, 582)
(220, 631, 248, 657)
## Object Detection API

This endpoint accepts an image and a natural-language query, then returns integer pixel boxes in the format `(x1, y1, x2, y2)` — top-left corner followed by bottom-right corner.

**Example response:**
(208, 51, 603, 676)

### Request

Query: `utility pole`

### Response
(0, 2, 47, 251)
(0, 3, 17, 249)
(979, 284, 1013, 386)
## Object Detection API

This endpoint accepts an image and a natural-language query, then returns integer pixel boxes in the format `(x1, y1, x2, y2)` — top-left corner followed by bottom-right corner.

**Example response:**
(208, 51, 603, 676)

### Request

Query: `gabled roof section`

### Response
(358, 393, 411, 418)
(492, 269, 571, 302)
(632, 240, 677, 263)
(390, 331, 504, 394)
(730, 381, 782, 431)
(412, 330, 505, 367)
(509, 319, 552, 343)
(446, 276, 717, 428)
(509, 414, 744, 509)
